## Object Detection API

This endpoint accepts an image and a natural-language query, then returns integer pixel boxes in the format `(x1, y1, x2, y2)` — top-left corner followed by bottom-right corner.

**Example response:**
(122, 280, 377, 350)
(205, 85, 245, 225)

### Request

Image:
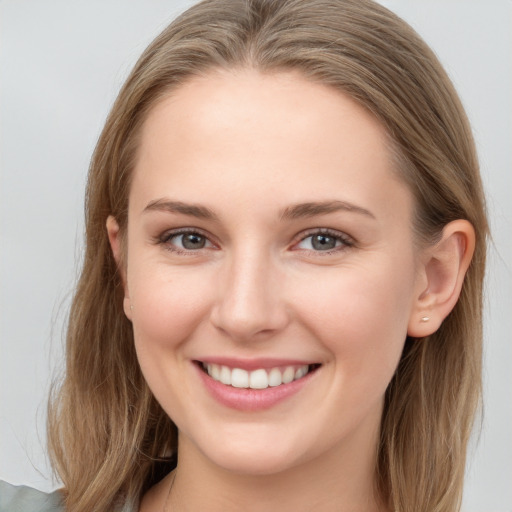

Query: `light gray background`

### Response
(1, 1, 511, 510)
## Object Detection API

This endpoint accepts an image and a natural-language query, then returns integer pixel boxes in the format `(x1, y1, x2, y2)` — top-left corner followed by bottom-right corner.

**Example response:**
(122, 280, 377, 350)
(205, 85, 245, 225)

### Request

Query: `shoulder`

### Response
(0, 481, 64, 512)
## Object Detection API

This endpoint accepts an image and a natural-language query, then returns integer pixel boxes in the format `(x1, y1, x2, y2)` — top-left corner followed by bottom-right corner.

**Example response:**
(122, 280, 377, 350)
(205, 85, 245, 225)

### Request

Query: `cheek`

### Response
(128, 263, 214, 353)
(292, 259, 416, 384)
(128, 263, 217, 418)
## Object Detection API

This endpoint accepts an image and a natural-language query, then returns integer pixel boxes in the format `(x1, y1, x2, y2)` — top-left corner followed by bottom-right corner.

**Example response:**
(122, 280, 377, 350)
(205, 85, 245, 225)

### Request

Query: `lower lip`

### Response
(195, 364, 316, 412)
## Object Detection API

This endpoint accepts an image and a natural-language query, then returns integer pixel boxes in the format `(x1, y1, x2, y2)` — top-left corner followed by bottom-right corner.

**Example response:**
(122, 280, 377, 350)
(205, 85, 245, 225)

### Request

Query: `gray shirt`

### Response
(0, 481, 136, 512)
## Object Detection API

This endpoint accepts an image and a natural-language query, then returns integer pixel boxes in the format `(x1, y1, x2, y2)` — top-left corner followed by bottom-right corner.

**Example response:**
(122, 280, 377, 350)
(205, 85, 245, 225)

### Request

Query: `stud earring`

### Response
(420, 316, 430, 322)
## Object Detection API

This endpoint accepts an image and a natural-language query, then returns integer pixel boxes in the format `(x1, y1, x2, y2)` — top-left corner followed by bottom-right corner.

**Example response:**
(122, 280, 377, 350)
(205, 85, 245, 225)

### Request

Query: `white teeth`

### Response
(282, 366, 295, 384)
(249, 369, 268, 389)
(268, 368, 282, 387)
(205, 363, 311, 389)
(231, 368, 249, 388)
(211, 364, 221, 381)
(295, 366, 307, 379)
(219, 365, 231, 385)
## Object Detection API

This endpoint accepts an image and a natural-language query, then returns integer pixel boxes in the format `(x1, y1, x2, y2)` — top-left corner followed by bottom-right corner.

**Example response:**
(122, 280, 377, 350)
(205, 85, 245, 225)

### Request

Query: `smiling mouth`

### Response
(197, 362, 321, 390)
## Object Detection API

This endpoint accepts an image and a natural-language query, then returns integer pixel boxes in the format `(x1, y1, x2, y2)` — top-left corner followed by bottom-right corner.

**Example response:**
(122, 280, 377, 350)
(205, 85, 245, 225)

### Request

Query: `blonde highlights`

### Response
(48, 1, 488, 510)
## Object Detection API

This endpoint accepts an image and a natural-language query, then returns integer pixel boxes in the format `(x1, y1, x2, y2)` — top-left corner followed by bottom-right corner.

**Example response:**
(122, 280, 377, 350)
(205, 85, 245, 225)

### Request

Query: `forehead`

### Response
(130, 69, 412, 225)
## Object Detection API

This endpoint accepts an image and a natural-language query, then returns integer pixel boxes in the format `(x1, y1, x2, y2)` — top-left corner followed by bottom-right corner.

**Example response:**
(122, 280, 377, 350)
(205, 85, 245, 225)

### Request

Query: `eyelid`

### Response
(291, 228, 355, 253)
(156, 227, 218, 252)
(154, 226, 354, 255)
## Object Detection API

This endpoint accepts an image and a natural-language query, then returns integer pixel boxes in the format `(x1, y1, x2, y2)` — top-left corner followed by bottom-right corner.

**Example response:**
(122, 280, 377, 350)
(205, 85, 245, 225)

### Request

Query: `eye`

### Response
(294, 229, 353, 253)
(159, 229, 214, 252)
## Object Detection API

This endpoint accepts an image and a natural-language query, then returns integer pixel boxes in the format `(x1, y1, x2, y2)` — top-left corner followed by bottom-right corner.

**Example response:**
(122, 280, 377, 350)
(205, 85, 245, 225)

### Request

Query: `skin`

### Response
(107, 69, 475, 512)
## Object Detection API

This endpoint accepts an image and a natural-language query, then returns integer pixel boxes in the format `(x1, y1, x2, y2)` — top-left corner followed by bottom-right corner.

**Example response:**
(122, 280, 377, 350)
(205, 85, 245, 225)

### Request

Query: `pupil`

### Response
(182, 233, 205, 249)
(312, 234, 336, 250)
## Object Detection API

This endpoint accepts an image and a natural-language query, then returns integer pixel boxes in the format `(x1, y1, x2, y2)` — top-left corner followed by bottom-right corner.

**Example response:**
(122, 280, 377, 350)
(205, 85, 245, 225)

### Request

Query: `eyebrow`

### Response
(280, 200, 375, 220)
(143, 199, 219, 220)
(142, 198, 375, 221)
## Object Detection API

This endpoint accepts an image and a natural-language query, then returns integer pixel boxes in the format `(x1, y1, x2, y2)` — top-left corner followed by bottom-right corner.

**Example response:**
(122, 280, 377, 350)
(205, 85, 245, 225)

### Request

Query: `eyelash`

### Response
(292, 228, 354, 255)
(155, 227, 354, 255)
(156, 228, 215, 255)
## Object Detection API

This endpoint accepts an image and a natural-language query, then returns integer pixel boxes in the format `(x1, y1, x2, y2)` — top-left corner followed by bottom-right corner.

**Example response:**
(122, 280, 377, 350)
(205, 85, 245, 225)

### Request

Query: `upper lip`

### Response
(195, 357, 319, 371)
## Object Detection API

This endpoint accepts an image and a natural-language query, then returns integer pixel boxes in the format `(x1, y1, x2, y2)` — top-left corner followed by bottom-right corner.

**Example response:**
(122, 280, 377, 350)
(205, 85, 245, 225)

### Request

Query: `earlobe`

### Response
(408, 220, 475, 337)
(106, 215, 132, 321)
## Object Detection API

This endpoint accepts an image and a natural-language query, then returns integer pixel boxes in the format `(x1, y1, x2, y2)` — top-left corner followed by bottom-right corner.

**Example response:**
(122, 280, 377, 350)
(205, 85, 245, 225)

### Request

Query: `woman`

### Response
(1, 0, 488, 511)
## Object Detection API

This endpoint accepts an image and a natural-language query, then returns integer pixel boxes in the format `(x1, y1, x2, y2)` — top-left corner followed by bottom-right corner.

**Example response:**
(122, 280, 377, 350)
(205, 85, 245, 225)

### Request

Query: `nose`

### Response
(210, 249, 290, 341)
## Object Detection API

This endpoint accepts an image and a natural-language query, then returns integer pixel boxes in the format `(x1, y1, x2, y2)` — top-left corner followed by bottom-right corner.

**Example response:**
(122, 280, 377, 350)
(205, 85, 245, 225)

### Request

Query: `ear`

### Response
(106, 215, 132, 321)
(408, 219, 475, 337)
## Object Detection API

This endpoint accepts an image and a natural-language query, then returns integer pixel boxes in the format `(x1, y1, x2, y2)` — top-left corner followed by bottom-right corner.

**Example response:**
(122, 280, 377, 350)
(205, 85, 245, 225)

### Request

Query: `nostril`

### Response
(209, 269, 290, 340)
(210, 303, 291, 341)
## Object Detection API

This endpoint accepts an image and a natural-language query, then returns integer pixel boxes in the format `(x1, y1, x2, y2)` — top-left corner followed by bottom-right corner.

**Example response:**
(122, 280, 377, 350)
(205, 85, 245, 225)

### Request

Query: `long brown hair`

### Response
(48, 1, 488, 510)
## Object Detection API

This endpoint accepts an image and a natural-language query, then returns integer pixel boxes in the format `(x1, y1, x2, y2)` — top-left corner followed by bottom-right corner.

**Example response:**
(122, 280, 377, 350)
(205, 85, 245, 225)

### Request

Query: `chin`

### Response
(209, 447, 304, 476)
(187, 426, 310, 476)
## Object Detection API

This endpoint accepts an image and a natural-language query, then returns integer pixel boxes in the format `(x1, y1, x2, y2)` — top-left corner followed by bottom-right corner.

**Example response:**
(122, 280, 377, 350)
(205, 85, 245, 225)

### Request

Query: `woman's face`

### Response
(117, 69, 426, 475)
